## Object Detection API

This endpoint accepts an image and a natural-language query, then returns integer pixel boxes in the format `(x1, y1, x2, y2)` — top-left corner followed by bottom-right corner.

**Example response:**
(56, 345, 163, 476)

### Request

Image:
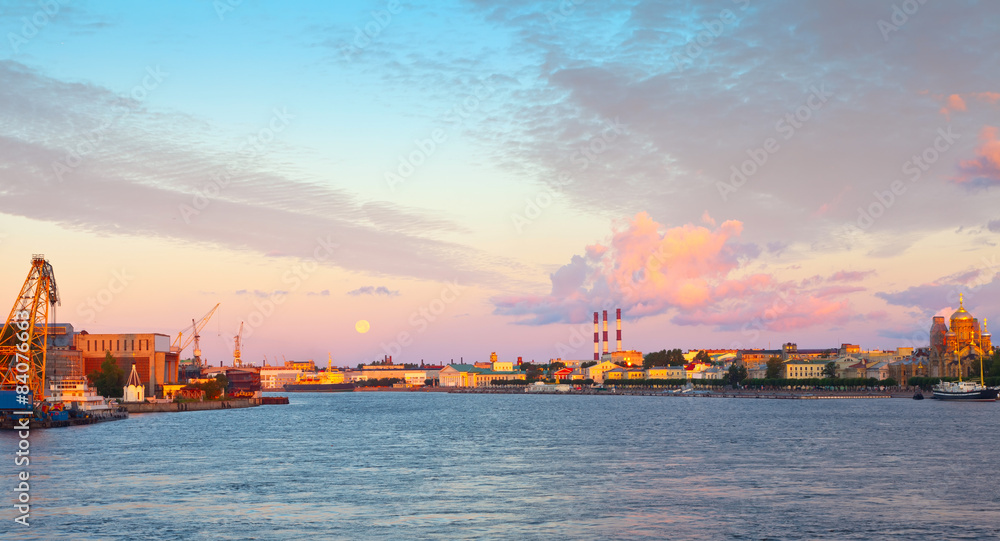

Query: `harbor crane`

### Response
(233, 322, 244, 368)
(1, 255, 60, 400)
(170, 303, 220, 366)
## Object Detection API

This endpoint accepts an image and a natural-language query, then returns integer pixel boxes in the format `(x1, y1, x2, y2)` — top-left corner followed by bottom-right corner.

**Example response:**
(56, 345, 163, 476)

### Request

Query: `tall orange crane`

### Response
(233, 322, 244, 368)
(170, 303, 220, 366)
(1, 255, 60, 400)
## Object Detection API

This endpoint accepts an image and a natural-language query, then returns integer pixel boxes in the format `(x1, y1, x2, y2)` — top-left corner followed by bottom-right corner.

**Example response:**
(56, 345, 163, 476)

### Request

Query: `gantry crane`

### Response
(170, 303, 220, 366)
(1, 255, 60, 400)
(233, 322, 244, 368)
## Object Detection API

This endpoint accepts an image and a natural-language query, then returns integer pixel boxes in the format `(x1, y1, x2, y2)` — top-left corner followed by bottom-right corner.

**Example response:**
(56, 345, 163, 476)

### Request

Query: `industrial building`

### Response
(75, 331, 180, 397)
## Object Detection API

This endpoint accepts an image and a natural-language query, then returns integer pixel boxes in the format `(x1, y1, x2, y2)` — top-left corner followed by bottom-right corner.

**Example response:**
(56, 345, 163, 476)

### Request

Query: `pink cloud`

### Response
(935, 92, 1000, 117)
(954, 125, 1000, 188)
(492, 212, 860, 332)
(974, 92, 1000, 104)
(829, 270, 876, 282)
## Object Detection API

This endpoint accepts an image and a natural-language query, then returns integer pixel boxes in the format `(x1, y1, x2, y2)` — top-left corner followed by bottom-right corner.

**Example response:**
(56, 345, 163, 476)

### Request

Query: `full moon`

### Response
(355, 320, 370, 334)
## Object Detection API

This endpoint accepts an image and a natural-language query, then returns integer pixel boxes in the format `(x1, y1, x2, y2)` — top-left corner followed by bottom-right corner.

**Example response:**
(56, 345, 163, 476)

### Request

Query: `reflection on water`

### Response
(2, 393, 999, 540)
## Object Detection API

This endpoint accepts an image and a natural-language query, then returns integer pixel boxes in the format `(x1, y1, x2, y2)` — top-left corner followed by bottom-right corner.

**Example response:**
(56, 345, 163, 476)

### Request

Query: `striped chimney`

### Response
(593, 312, 600, 360)
(616, 308, 622, 352)
(602, 310, 609, 354)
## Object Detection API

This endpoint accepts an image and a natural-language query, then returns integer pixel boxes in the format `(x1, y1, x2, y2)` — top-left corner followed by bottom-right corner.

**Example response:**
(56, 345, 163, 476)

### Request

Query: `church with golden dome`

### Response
(928, 294, 991, 378)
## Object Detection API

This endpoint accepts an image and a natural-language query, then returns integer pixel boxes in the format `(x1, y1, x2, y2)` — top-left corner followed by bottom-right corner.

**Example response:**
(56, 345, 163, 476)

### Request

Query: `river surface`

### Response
(2, 392, 999, 540)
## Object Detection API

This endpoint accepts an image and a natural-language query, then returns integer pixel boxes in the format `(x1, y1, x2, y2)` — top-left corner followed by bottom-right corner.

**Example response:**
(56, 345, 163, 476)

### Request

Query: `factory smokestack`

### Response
(616, 308, 622, 352)
(593, 312, 599, 361)
(602, 310, 609, 354)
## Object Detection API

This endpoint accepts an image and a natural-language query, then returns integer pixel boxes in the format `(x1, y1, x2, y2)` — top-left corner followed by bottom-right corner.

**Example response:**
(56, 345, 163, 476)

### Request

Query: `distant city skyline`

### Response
(2, 1, 999, 365)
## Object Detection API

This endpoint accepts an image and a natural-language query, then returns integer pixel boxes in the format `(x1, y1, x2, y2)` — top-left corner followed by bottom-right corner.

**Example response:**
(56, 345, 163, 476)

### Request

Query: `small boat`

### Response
(912, 390, 924, 400)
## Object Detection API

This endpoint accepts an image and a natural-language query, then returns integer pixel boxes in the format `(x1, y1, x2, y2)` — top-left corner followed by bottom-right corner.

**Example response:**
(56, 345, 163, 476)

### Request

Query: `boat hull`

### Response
(930, 388, 999, 401)
(282, 383, 355, 392)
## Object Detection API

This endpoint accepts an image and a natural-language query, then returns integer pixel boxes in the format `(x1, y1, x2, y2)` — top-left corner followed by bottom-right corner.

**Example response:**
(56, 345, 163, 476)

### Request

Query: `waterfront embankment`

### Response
(124, 397, 287, 414)
(446, 387, 904, 399)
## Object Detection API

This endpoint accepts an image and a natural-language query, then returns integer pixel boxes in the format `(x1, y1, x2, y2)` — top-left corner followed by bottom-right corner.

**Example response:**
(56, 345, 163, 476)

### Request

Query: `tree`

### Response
(643, 350, 668, 368)
(822, 361, 837, 379)
(667, 349, 686, 366)
(726, 363, 748, 386)
(694, 350, 711, 364)
(581, 361, 598, 369)
(87, 352, 126, 398)
(765, 357, 783, 379)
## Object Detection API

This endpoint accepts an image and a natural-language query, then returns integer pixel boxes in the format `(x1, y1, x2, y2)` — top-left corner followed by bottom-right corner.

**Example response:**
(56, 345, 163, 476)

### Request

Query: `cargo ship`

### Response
(283, 370, 354, 392)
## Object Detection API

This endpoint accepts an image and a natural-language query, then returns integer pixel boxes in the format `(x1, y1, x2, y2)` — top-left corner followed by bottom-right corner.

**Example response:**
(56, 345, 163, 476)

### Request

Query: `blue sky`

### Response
(2, 0, 999, 365)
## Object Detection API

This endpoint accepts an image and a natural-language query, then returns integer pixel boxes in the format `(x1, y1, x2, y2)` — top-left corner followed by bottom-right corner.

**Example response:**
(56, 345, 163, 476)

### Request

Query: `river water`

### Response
(2, 392, 999, 540)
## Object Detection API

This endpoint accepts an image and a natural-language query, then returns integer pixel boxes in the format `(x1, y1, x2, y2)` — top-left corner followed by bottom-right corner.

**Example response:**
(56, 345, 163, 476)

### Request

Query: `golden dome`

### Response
(951, 293, 974, 321)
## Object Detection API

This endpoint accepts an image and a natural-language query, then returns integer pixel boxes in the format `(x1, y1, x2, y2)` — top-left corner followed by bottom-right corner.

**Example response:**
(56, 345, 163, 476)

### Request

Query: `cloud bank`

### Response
(493, 212, 861, 331)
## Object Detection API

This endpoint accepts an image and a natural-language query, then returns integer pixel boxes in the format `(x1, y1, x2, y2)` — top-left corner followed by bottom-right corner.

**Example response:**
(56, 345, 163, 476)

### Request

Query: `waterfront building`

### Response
(600, 350, 643, 367)
(782, 359, 827, 379)
(438, 364, 526, 387)
(603, 367, 626, 381)
(585, 360, 621, 384)
(553, 367, 574, 380)
(76, 332, 179, 397)
(259, 366, 303, 390)
(736, 349, 782, 370)
(928, 294, 992, 378)
(691, 366, 725, 380)
(355, 363, 427, 385)
(45, 323, 84, 381)
(285, 360, 317, 371)
(645, 366, 685, 380)
(888, 357, 928, 385)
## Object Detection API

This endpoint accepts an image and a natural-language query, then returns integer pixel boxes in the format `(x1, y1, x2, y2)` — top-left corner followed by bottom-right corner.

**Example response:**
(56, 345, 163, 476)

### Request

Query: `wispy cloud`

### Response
(0, 60, 527, 288)
(347, 286, 400, 297)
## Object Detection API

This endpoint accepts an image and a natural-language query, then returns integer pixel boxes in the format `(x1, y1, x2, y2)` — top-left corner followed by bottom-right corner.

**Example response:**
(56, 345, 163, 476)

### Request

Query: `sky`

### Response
(1, 0, 999, 367)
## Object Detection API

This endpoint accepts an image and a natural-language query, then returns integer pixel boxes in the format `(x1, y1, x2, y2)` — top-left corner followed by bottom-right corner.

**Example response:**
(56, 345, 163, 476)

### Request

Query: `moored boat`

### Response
(931, 380, 998, 401)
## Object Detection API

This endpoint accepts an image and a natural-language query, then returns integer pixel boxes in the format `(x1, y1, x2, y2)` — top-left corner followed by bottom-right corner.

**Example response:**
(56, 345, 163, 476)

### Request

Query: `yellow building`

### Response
(601, 350, 643, 367)
(438, 364, 525, 387)
(585, 360, 621, 384)
(646, 366, 686, 379)
(782, 359, 827, 379)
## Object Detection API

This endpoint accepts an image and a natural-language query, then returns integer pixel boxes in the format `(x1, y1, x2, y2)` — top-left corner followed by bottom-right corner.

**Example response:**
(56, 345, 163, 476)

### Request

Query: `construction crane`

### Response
(233, 322, 244, 368)
(1, 255, 60, 400)
(170, 303, 220, 366)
